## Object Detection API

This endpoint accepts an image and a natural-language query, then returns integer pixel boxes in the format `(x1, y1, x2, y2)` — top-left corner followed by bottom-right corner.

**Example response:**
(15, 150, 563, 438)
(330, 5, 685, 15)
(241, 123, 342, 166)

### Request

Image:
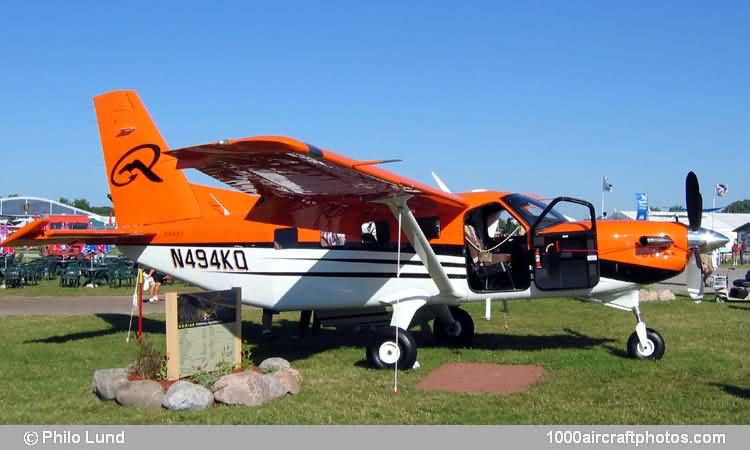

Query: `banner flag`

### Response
(635, 193, 649, 221)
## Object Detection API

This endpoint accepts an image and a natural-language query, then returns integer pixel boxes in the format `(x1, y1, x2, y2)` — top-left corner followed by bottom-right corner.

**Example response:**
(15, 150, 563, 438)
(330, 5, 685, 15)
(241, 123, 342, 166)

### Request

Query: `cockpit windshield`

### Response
(503, 194, 567, 230)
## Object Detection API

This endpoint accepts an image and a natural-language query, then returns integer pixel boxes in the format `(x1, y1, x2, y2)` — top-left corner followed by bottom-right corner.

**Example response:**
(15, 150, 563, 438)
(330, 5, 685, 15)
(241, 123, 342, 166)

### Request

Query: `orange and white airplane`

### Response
(3, 90, 728, 369)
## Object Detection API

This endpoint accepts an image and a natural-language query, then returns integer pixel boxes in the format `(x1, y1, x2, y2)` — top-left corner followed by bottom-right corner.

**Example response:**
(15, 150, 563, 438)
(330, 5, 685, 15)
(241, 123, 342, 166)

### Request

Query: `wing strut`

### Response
(380, 196, 462, 299)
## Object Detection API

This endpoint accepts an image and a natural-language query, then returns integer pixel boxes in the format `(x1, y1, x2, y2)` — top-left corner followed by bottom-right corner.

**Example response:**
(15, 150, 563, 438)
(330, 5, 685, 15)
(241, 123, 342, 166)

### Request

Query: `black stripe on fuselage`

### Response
(209, 271, 467, 279)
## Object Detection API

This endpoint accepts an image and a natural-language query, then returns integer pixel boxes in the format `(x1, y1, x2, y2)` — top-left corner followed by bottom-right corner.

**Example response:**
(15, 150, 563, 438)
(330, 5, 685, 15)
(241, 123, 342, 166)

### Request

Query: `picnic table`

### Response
(81, 266, 110, 287)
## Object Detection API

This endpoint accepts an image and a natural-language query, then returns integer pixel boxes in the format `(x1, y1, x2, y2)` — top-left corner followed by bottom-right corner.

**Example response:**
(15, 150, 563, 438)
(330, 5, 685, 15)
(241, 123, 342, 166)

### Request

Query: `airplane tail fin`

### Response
(94, 90, 200, 226)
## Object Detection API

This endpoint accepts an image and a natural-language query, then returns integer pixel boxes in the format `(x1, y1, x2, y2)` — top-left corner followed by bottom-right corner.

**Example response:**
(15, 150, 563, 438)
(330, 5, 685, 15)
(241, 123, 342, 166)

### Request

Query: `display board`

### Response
(165, 287, 242, 380)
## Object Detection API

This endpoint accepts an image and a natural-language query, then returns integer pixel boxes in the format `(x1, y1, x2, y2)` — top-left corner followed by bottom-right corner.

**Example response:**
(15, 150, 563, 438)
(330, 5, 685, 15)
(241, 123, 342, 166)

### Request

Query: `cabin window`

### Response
(361, 221, 391, 247)
(320, 231, 346, 248)
(417, 217, 441, 240)
(274, 228, 298, 249)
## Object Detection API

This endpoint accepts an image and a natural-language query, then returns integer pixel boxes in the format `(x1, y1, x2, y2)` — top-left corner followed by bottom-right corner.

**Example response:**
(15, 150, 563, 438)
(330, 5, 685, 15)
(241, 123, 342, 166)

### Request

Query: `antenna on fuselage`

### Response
(431, 172, 452, 193)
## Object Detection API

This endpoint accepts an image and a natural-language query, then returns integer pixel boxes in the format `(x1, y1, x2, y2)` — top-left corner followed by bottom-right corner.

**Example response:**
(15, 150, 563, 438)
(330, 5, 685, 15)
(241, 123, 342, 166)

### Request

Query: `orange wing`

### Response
(171, 137, 468, 235)
(1, 219, 153, 247)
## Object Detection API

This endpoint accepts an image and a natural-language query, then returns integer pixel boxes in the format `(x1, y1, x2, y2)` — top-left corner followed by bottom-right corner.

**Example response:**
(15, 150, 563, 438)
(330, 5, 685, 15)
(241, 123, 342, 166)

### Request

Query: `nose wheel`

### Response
(627, 328, 665, 360)
(366, 326, 418, 370)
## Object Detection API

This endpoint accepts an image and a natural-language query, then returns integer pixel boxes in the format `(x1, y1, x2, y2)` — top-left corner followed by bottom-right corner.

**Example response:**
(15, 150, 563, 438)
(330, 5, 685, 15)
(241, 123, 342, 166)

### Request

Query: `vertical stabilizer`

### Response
(94, 90, 200, 226)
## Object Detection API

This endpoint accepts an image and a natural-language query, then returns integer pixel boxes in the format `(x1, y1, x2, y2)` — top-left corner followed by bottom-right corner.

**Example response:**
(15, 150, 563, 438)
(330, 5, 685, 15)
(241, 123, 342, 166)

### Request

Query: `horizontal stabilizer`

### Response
(1, 219, 153, 247)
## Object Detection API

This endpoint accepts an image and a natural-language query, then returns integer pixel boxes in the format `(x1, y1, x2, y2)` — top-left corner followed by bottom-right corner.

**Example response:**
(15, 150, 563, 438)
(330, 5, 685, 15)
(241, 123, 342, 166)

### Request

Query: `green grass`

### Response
(0, 278, 200, 297)
(0, 298, 748, 424)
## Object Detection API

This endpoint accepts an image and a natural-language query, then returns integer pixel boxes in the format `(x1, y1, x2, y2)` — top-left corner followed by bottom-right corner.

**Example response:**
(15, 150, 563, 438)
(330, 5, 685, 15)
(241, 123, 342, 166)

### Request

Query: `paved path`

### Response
(0, 295, 167, 316)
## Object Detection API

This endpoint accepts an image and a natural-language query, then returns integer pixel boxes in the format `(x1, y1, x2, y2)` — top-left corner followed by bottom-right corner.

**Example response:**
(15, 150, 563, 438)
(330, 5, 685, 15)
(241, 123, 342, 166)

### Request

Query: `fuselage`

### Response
(122, 188, 691, 311)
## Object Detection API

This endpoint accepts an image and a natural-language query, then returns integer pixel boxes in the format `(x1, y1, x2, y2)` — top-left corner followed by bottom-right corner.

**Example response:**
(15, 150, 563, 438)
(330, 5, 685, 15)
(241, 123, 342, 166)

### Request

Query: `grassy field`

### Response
(0, 297, 748, 424)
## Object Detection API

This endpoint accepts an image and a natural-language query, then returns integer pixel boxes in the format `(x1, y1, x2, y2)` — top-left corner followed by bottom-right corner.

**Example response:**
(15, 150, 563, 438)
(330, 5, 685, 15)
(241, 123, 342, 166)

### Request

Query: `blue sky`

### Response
(1, 1, 748, 214)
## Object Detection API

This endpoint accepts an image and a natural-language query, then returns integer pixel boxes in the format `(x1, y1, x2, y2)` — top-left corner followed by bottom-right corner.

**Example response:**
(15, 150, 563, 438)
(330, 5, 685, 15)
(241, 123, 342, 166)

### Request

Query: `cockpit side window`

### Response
(503, 194, 566, 230)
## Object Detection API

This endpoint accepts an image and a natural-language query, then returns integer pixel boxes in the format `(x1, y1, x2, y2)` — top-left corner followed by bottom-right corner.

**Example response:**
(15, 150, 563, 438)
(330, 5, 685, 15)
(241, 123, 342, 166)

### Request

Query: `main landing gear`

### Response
(366, 326, 418, 370)
(365, 304, 476, 370)
(433, 306, 475, 346)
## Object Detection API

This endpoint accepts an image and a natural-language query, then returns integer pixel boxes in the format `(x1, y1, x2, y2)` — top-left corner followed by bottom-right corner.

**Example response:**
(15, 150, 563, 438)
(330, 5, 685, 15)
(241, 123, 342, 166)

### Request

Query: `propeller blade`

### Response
(685, 172, 702, 230)
(686, 249, 704, 301)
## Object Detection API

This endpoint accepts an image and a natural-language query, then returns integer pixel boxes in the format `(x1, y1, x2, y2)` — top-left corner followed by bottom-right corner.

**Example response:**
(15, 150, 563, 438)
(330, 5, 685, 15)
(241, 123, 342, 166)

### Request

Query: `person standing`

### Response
(712, 248, 720, 270)
(732, 240, 740, 267)
(741, 240, 746, 266)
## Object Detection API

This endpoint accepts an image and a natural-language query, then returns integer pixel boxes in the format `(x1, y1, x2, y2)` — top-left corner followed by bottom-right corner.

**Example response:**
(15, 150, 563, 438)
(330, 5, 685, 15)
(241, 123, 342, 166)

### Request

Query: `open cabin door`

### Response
(529, 197, 600, 291)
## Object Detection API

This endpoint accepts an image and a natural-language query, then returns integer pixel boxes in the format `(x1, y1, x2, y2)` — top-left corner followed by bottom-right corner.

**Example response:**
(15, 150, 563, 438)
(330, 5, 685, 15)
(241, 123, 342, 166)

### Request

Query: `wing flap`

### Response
(171, 137, 467, 234)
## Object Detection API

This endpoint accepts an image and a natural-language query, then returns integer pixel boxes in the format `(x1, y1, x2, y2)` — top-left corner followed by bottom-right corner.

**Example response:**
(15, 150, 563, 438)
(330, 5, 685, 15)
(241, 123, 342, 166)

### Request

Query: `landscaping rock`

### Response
(658, 289, 676, 301)
(212, 370, 272, 406)
(258, 357, 291, 372)
(263, 374, 288, 400)
(115, 380, 164, 409)
(91, 368, 130, 401)
(272, 367, 303, 395)
(639, 289, 659, 302)
(162, 381, 214, 411)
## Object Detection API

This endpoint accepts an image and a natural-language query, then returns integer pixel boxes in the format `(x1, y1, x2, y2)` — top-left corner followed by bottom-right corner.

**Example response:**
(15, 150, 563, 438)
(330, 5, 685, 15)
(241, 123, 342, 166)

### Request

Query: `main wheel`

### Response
(627, 328, 665, 360)
(366, 326, 418, 370)
(433, 307, 475, 346)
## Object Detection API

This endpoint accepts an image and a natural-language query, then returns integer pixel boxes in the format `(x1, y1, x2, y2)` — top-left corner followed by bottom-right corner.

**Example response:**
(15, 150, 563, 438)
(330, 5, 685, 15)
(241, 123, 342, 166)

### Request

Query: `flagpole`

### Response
(712, 189, 716, 230)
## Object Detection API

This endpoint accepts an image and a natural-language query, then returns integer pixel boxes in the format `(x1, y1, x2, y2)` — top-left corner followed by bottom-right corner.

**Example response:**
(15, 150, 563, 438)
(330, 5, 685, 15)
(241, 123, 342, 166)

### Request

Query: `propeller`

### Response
(685, 171, 703, 230)
(685, 171, 705, 301)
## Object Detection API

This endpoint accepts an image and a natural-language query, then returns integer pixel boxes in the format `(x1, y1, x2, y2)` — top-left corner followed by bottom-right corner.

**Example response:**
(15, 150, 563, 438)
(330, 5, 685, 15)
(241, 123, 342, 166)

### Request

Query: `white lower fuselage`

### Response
(122, 245, 638, 311)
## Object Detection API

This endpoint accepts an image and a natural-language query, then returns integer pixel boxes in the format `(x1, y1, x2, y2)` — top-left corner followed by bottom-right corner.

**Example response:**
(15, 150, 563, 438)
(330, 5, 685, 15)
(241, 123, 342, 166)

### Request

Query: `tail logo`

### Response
(110, 144, 165, 187)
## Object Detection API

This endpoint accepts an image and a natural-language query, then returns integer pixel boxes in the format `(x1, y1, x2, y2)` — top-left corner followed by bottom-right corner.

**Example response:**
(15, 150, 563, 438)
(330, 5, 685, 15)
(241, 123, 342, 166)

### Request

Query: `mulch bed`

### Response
(416, 363, 545, 394)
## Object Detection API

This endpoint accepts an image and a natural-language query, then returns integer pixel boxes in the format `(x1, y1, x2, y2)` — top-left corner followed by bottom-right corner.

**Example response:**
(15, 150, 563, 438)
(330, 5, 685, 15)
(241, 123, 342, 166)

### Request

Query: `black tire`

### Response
(366, 326, 417, 370)
(627, 328, 665, 360)
(433, 306, 475, 346)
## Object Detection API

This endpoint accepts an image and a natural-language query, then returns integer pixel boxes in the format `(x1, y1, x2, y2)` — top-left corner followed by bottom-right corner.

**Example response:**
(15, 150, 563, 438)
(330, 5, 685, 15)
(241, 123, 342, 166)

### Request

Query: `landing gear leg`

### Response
(626, 306, 665, 360)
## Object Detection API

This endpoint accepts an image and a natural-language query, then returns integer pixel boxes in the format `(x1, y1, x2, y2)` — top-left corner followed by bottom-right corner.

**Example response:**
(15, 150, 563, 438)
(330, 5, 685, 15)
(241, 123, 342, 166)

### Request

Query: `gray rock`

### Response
(92, 368, 130, 400)
(639, 289, 659, 302)
(258, 357, 291, 373)
(658, 289, 676, 301)
(272, 367, 303, 395)
(115, 380, 164, 409)
(212, 371, 272, 407)
(162, 381, 214, 411)
(263, 374, 287, 400)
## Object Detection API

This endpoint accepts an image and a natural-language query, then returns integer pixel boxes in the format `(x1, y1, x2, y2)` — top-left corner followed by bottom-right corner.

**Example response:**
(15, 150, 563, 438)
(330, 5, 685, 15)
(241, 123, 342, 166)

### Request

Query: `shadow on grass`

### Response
(25, 314, 615, 367)
(710, 383, 750, 399)
(249, 322, 615, 366)
(25, 314, 165, 344)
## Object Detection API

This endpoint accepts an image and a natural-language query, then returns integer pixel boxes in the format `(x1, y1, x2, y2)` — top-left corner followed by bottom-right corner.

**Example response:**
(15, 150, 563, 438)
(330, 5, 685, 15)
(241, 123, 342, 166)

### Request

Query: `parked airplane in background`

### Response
(2, 91, 729, 369)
